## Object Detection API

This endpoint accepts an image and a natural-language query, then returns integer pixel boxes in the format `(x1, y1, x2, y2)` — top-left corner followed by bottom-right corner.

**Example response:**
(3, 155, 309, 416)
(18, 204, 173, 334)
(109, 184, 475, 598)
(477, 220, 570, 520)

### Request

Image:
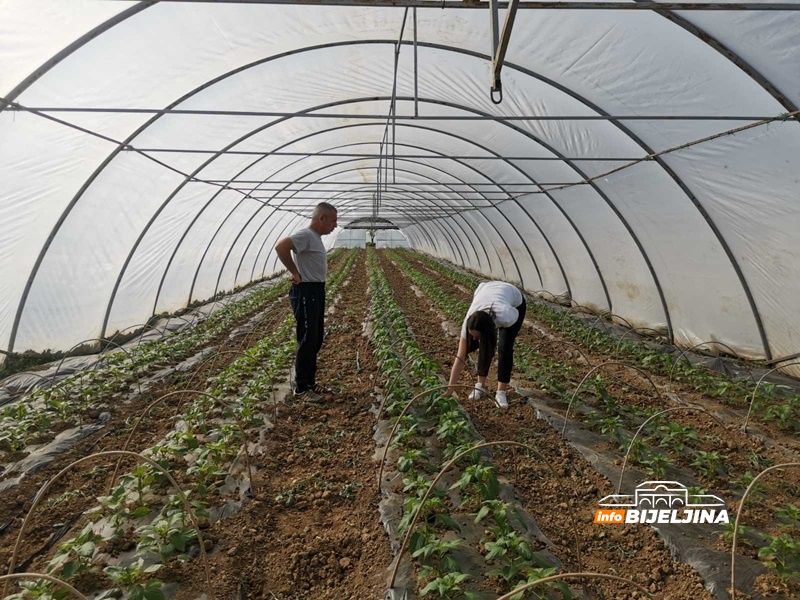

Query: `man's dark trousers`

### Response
(289, 282, 325, 391)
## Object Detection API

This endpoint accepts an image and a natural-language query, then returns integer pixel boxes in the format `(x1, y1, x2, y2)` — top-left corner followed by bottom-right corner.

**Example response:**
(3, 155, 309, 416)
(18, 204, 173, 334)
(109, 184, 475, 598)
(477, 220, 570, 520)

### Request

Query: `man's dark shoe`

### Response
(294, 387, 324, 403)
(310, 384, 334, 396)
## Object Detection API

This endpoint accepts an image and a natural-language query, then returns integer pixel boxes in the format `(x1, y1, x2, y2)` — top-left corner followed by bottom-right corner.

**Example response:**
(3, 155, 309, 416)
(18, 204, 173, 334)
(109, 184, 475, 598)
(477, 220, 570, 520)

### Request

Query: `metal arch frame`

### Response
(237, 157, 502, 284)
(244, 154, 521, 281)
(401, 96, 680, 340)
(323, 188, 472, 263)
(204, 142, 503, 295)
(243, 165, 491, 276)
(209, 141, 532, 293)
(239, 165, 480, 282)
(234, 94, 664, 333)
(216, 147, 512, 284)
(234, 120, 584, 297)
(308, 191, 469, 265)
(156, 126, 491, 312)
(641, 5, 799, 122)
(214, 147, 500, 279)
(0, 3, 156, 118)
(400, 42, 767, 354)
(194, 150, 488, 290)
(7, 36, 780, 353)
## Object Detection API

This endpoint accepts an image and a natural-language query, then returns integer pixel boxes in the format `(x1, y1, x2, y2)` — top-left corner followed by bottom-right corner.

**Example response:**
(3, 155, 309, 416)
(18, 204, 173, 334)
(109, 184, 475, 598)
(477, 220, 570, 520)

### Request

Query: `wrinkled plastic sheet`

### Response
(516, 385, 767, 600)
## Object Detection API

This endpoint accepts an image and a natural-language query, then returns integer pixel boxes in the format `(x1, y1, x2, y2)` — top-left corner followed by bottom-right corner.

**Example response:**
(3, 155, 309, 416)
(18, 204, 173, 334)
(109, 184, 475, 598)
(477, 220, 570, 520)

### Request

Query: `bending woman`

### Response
(447, 281, 526, 409)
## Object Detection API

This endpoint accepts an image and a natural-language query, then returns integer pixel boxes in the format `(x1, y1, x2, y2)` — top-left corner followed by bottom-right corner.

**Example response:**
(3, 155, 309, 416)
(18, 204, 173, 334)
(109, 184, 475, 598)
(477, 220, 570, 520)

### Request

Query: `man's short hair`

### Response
(312, 202, 337, 218)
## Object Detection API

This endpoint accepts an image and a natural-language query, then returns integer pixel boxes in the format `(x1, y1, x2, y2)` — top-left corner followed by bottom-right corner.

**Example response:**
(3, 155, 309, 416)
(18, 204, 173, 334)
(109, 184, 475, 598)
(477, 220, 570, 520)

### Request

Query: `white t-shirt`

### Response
(461, 281, 524, 338)
(289, 227, 327, 282)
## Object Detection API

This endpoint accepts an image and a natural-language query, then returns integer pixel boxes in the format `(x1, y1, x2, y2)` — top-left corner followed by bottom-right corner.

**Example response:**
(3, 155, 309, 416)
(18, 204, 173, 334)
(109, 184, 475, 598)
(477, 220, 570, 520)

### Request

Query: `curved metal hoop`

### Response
(531, 289, 561, 304)
(730, 462, 800, 600)
(0, 573, 88, 600)
(495, 572, 651, 600)
(377, 349, 468, 421)
(377, 384, 478, 486)
(108, 390, 255, 496)
(562, 361, 662, 437)
(743, 360, 800, 432)
(105, 321, 154, 346)
(529, 337, 593, 367)
(181, 349, 256, 392)
(239, 305, 291, 351)
(667, 340, 750, 392)
(48, 338, 143, 399)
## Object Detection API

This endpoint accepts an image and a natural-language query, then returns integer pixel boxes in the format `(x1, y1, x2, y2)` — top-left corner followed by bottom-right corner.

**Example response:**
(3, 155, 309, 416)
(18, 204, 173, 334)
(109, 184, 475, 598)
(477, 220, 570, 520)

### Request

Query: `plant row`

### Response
(3, 250, 359, 600)
(369, 250, 569, 600)
(390, 250, 800, 589)
(0, 250, 347, 463)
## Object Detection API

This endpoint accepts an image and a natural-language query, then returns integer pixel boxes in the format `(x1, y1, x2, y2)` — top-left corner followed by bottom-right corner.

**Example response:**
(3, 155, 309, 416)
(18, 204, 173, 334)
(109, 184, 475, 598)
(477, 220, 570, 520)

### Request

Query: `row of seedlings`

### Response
(0, 261, 309, 463)
(368, 250, 572, 600)
(2, 250, 360, 600)
(391, 250, 800, 594)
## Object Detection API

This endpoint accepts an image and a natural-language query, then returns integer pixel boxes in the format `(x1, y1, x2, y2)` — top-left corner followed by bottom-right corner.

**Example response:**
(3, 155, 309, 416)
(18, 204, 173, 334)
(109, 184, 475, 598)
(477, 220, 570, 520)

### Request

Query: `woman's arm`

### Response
(447, 336, 469, 396)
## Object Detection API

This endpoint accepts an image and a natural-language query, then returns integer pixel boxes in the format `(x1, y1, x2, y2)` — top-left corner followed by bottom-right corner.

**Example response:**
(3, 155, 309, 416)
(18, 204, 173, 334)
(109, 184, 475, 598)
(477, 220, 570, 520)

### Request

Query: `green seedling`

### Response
(135, 511, 197, 564)
(691, 450, 724, 480)
(450, 462, 500, 503)
(99, 559, 165, 600)
(46, 524, 100, 580)
(758, 531, 800, 580)
(643, 453, 671, 480)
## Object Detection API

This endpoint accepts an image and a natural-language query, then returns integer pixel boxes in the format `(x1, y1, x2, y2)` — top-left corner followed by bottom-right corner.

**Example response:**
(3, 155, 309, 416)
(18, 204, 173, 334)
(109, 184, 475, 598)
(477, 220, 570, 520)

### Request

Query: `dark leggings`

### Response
(475, 298, 527, 384)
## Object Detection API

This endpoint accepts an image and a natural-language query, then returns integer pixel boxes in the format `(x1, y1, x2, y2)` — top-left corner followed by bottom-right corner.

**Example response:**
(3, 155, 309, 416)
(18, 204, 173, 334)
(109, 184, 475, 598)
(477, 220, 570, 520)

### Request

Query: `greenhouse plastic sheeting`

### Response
(1, 1, 798, 376)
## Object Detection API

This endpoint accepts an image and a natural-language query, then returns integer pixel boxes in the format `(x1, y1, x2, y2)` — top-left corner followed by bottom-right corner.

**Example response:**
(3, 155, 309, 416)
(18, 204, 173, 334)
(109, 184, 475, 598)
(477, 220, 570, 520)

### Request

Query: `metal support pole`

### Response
(491, 0, 520, 104)
(490, 0, 500, 59)
(413, 7, 418, 117)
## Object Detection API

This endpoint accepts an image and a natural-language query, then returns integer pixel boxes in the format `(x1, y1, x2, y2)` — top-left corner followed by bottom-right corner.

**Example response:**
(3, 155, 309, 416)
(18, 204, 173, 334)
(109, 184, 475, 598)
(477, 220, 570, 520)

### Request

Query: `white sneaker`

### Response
(469, 383, 486, 400)
(494, 391, 509, 410)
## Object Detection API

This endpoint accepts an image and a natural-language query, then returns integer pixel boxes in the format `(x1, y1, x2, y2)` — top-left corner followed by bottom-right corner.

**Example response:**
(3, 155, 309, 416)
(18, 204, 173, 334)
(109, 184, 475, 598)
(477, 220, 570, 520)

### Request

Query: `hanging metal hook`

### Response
(490, 80, 503, 105)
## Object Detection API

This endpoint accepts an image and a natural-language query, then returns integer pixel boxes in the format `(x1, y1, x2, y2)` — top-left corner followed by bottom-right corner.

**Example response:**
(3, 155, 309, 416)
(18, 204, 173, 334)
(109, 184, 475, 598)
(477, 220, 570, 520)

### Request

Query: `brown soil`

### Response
(378, 251, 717, 599)
(388, 250, 800, 598)
(167, 250, 391, 599)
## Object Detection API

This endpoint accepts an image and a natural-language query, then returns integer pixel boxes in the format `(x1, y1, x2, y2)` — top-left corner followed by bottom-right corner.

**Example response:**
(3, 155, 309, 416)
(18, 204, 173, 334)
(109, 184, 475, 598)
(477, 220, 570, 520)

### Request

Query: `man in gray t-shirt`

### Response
(275, 202, 338, 401)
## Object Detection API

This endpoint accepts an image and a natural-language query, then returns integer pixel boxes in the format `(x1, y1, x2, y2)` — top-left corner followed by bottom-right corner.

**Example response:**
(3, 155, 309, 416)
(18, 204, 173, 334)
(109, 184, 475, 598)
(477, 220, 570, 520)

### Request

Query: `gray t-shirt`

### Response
(289, 227, 327, 282)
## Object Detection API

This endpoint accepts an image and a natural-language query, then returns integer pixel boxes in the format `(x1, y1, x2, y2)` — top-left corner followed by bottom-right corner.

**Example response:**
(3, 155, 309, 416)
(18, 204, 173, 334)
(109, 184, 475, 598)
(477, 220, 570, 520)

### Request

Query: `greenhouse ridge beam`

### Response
(216, 180, 586, 186)
(127, 148, 647, 161)
(138, 0, 800, 10)
(6, 105, 785, 121)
